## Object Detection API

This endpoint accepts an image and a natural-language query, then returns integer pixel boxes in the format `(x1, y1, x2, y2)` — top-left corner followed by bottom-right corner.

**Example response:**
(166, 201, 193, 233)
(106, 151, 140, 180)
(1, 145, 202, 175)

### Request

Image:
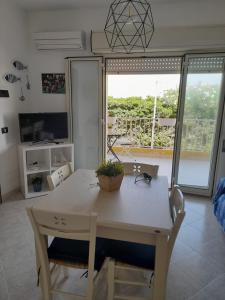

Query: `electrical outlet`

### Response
(1, 127, 8, 134)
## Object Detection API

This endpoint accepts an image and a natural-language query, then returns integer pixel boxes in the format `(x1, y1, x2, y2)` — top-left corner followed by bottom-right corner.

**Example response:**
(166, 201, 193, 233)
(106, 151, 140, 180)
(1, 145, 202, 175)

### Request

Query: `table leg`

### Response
(153, 235, 168, 300)
(107, 136, 121, 161)
(110, 147, 121, 161)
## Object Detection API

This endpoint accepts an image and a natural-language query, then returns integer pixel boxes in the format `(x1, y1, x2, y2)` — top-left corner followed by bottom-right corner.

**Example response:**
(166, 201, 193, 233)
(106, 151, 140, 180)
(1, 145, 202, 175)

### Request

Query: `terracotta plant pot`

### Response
(98, 173, 124, 192)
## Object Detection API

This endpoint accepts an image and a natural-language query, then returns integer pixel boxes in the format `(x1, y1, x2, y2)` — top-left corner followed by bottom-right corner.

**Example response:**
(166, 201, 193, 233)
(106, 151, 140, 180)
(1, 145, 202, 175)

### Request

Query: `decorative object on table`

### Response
(12, 59, 31, 90)
(135, 172, 152, 184)
(41, 73, 65, 94)
(3, 73, 25, 101)
(96, 160, 124, 192)
(123, 162, 159, 177)
(104, 0, 154, 53)
(32, 176, 43, 192)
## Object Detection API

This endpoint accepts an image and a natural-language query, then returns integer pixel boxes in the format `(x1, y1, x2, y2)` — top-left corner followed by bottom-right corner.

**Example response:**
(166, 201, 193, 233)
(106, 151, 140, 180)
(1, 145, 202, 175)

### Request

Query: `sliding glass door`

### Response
(173, 55, 225, 196)
(105, 57, 182, 186)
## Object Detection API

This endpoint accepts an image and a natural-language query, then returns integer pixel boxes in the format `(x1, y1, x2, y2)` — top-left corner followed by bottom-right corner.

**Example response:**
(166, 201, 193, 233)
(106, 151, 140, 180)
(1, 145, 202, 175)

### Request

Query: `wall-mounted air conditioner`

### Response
(32, 31, 86, 50)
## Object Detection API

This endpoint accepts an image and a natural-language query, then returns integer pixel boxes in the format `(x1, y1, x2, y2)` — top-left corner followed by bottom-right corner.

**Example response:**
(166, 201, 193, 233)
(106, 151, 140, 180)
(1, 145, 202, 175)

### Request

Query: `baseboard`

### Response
(2, 187, 21, 203)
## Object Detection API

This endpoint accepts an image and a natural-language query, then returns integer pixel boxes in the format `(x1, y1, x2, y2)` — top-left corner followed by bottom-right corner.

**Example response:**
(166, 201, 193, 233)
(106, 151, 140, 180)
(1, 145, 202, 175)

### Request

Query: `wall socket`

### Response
(1, 127, 8, 134)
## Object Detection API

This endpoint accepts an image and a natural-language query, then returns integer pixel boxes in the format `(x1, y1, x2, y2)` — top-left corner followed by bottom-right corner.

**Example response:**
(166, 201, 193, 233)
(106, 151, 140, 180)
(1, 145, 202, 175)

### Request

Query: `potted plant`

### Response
(96, 160, 124, 192)
(32, 176, 43, 192)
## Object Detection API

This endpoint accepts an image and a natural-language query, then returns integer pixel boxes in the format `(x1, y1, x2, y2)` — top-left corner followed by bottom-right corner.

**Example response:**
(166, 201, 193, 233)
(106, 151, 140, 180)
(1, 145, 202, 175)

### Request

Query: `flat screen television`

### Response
(19, 112, 68, 143)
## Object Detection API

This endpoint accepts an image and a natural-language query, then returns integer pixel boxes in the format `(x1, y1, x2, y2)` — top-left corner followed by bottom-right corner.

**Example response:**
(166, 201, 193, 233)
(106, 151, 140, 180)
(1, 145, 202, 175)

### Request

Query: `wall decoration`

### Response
(12, 59, 31, 90)
(3, 73, 25, 101)
(41, 73, 65, 94)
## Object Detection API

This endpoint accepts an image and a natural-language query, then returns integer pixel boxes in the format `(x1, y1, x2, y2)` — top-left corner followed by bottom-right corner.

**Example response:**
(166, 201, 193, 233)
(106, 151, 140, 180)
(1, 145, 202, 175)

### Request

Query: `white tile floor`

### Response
(0, 193, 225, 300)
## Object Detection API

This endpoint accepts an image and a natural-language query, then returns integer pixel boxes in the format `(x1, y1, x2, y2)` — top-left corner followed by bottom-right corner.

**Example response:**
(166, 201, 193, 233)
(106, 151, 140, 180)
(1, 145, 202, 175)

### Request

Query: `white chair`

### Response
(47, 163, 72, 190)
(27, 208, 107, 300)
(106, 185, 185, 300)
(122, 162, 159, 177)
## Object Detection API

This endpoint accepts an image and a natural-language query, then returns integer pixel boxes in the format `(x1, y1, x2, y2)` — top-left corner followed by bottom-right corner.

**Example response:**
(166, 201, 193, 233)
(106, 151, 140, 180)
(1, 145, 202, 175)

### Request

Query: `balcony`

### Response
(107, 117, 214, 186)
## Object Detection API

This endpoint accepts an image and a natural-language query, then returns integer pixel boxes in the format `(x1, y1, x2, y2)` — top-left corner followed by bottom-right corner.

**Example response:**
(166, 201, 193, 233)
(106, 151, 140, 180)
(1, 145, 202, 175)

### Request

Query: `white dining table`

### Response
(34, 169, 173, 300)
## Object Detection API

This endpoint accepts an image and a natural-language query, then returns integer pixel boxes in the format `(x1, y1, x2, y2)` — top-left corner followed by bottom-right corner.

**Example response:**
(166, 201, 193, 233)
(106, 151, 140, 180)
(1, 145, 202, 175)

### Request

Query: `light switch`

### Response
(1, 127, 8, 134)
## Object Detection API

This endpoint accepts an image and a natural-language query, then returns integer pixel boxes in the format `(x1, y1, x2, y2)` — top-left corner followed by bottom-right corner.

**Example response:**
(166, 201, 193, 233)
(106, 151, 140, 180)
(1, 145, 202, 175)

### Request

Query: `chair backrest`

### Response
(122, 162, 159, 177)
(47, 163, 72, 190)
(168, 185, 185, 261)
(26, 207, 97, 299)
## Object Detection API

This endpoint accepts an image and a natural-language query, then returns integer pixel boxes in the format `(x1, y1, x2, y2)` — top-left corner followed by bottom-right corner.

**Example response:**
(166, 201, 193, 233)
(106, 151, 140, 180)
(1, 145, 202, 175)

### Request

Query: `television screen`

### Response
(19, 113, 68, 143)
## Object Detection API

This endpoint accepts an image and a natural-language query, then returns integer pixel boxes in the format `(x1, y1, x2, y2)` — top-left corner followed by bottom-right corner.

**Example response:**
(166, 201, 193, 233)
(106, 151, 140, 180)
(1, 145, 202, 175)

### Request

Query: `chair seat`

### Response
(105, 239, 156, 270)
(48, 237, 106, 272)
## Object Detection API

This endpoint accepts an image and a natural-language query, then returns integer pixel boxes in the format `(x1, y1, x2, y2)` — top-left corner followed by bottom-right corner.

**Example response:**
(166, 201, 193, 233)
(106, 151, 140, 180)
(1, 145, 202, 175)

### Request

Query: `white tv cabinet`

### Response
(18, 143, 74, 199)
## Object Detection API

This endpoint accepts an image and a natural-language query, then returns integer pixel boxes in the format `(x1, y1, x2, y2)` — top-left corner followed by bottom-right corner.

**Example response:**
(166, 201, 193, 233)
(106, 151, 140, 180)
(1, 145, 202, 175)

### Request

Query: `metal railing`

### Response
(108, 117, 216, 152)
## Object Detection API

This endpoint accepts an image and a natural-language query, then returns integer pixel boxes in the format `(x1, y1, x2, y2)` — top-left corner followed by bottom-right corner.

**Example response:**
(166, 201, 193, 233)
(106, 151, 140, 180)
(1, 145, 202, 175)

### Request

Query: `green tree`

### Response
(185, 83, 220, 119)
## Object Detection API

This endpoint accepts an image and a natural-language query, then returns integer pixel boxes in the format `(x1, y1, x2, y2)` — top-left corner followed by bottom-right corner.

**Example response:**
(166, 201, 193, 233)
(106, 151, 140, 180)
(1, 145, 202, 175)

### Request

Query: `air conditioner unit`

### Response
(32, 31, 86, 50)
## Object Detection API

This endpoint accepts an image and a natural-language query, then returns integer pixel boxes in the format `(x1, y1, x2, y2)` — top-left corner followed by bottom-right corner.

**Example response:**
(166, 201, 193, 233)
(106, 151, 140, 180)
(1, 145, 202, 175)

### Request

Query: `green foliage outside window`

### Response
(107, 83, 219, 151)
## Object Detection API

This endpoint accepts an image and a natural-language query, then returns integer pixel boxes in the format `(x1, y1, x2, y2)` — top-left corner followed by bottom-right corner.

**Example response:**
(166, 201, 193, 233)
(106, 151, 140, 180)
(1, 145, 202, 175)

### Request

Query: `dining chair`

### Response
(105, 185, 185, 300)
(47, 163, 72, 190)
(26, 207, 107, 300)
(122, 162, 159, 177)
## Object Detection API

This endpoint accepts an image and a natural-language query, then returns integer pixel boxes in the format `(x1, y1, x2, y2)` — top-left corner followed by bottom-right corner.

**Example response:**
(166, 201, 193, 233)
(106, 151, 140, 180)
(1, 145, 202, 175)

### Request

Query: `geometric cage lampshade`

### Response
(104, 0, 154, 53)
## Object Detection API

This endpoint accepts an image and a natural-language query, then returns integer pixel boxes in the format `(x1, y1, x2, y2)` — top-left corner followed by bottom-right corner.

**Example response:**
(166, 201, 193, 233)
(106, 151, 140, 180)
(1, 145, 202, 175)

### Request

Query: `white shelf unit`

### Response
(18, 143, 74, 199)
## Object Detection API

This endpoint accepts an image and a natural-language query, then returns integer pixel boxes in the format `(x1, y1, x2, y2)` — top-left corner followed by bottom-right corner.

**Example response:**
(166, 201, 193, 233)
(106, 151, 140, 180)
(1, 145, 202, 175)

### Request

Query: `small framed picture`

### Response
(41, 73, 65, 94)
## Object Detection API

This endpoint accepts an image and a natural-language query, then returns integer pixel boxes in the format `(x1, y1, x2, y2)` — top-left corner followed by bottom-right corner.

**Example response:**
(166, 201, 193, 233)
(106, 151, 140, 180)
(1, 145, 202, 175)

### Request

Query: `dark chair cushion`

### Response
(47, 237, 106, 272)
(104, 239, 156, 270)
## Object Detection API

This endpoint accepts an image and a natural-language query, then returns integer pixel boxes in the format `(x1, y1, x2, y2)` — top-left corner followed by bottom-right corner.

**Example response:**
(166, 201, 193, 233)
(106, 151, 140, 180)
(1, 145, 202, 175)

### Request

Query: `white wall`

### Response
(28, 8, 107, 112)
(28, 3, 225, 113)
(0, 0, 29, 194)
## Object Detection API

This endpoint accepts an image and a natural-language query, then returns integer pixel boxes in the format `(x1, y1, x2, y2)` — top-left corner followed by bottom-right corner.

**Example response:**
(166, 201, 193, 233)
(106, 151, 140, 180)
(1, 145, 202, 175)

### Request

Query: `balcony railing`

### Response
(108, 117, 216, 152)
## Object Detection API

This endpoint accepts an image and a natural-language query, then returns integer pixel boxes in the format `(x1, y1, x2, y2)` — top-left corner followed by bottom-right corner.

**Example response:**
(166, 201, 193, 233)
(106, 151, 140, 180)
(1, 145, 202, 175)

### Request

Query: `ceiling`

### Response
(13, 0, 211, 11)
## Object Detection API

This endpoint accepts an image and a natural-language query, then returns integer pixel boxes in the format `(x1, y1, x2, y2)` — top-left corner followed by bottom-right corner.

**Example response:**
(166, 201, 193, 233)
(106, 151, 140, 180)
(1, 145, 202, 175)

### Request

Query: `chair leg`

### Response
(40, 268, 52, 300)
(107, 259, 115, 300)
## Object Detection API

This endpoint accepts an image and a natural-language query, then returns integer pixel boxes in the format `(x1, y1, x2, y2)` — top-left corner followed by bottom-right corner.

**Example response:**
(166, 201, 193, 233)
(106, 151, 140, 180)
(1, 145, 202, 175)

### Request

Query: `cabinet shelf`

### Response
(18, 143, 74, 199)
(28, 185, 49, 197)
(26, 166, 50, 175)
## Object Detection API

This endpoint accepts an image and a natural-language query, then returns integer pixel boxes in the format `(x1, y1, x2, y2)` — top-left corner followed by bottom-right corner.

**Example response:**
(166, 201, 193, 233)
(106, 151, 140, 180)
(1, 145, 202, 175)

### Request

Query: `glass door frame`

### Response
(66, 56, 105, 168)
(172, 53, 225, 196)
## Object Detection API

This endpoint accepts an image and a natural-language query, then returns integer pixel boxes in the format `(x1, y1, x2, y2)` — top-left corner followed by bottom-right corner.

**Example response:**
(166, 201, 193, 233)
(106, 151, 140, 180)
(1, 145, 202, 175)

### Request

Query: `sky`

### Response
(107, 74, 180, 98)
(107, 73, 222, 98)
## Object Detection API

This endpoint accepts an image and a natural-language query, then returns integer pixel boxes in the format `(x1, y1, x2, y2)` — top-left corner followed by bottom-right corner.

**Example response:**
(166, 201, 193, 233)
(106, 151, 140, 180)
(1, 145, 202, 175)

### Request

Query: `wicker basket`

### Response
(98, 173, 124, 192)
